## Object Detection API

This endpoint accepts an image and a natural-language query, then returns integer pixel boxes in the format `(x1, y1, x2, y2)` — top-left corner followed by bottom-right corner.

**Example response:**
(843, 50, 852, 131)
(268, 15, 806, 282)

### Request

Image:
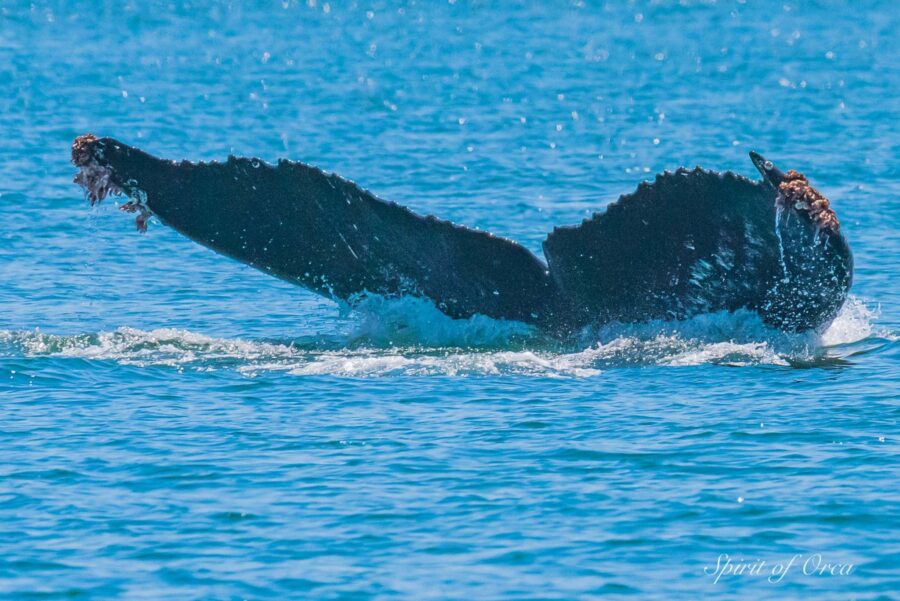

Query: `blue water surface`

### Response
(1, 1, 898, 599)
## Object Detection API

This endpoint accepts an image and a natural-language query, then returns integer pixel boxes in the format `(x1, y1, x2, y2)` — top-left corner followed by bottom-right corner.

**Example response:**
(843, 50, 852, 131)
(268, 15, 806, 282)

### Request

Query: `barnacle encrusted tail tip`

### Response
(72, 133, 99, 167)
(71, 133, 123, 206)
(779, 170, 840, 231)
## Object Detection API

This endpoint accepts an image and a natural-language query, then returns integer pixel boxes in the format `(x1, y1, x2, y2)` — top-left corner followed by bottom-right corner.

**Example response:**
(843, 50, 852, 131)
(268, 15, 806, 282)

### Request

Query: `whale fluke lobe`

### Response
(71, 135, 560, 325)
(543, 169, 776, 324)
(71, 135, 853, 335)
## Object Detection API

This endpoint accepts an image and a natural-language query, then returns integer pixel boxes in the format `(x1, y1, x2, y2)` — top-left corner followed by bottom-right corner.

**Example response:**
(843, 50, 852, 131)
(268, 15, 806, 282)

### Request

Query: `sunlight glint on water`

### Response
(1, 1, 897, 598)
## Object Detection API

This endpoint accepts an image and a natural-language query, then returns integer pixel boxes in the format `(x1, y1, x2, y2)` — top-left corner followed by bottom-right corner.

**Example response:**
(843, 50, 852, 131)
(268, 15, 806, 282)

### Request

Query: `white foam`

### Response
(1, 295, 884, 377)
(268, 350, 600, 378)
(3, 327, 300, 368)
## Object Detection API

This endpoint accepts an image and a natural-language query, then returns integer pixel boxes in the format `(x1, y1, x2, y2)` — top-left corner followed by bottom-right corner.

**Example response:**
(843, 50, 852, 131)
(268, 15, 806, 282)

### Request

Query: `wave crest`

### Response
(0, 296, 882, 377)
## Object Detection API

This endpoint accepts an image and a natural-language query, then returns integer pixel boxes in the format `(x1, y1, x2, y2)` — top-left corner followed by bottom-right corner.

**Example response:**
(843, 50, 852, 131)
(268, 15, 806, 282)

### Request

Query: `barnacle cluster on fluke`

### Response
(779, 170, 840, 231)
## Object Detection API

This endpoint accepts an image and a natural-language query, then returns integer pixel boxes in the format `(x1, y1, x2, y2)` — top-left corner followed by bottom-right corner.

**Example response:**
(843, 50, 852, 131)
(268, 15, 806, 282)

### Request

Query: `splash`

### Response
(0, 296, 882, 377)
(820, 296, 878, 346)
(339, 294, 539, 349)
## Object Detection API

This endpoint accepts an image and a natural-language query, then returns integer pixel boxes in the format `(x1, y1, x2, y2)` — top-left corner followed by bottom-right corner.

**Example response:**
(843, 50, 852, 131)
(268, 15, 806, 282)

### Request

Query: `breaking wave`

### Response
(0, 296, 886, 377)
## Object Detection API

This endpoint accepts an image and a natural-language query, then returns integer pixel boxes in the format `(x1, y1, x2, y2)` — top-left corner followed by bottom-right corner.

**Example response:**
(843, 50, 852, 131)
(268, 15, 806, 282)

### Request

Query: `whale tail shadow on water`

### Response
(71, 135, 852, 336)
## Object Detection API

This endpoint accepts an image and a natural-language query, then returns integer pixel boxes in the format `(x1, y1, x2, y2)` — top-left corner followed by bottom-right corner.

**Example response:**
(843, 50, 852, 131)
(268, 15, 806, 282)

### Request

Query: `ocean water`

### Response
(1, 1, 898, 598)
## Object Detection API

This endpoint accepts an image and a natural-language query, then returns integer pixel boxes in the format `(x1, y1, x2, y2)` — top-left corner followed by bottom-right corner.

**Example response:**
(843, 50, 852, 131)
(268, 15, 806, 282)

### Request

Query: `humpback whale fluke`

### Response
(71, 134, 852, 335)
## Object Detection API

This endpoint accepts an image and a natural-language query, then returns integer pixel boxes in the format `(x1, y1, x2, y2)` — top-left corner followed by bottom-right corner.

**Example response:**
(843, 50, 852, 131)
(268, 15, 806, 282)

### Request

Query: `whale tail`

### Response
(72, 136, 852, 334)
(72, 135, 563, 326)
